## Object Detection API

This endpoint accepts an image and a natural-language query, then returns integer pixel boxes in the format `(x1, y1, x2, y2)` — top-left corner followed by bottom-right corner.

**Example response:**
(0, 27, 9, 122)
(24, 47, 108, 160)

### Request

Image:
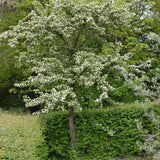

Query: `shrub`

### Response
(40, 102, 160, 159)
(0, 93, 25, 110)
(136, 100, 160, 159)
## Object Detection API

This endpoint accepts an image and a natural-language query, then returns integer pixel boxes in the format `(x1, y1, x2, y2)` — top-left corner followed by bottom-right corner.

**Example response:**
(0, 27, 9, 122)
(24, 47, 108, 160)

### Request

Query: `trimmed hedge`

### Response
(40, 101, 160, 160)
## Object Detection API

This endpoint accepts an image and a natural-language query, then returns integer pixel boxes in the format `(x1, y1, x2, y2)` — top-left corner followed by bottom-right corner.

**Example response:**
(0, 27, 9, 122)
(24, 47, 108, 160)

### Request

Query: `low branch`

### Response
(143, 132, 160, 140)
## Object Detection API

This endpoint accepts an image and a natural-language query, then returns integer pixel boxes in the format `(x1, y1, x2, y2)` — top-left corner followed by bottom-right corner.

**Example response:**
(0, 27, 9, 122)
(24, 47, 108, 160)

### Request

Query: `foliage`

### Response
(0, 93, 25, 110)
(1, 0, 159, 113)
(0, 0, 33, 32)
(40, 102, 160, 159)
(0, 0, 51, 110)
(119, 0, 160, 85)
(136, 100, 160, 160)
(0, 0, 159, 110)
(0, 0, 159, 158)
(0, 0, 34, 109)
(0, 113, 48, 159)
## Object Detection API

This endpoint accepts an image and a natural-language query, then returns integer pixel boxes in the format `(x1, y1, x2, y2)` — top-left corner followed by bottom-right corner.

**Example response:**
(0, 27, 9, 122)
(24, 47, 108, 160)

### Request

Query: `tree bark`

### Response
(69, 106, 77, 151)
(158, 43, 160, 61)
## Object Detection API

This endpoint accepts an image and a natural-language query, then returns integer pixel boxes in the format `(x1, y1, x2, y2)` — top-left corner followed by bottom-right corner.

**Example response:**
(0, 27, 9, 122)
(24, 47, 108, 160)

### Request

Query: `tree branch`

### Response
(70, 33, 81, 57)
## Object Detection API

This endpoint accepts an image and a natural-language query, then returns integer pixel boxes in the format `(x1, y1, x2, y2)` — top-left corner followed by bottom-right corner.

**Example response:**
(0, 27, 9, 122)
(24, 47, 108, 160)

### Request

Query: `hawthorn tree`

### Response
(0, 0, 159, 152)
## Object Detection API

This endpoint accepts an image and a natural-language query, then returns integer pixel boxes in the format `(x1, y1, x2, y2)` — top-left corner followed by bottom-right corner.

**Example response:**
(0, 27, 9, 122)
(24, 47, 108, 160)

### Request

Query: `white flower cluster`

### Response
(96, 123, 115, 136)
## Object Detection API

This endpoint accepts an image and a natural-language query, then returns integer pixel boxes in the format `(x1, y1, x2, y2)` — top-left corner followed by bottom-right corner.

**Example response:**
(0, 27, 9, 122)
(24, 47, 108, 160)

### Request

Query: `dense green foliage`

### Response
(40, 101, 160, 160)
(0, 93, 25, 110)
(0, 0, 33, 109)
(0, 0, 48, 109)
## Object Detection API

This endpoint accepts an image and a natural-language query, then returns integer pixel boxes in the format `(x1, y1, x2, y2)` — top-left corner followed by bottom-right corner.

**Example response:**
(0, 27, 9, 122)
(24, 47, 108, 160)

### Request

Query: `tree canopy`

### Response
(0, 0, 159, 110)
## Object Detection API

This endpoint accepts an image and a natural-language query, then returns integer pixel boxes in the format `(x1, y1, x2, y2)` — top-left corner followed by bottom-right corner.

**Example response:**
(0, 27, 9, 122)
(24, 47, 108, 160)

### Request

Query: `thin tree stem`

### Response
(69, 106, 77, 151)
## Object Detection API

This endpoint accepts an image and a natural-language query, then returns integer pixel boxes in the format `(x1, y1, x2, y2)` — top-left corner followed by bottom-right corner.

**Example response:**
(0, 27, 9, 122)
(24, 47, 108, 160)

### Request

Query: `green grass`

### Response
(0, 111, 46, 160)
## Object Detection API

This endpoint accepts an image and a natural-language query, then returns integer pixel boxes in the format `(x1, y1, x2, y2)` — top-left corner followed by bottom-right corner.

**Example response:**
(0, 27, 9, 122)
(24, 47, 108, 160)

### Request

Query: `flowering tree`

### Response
(0, 0, 158, 151)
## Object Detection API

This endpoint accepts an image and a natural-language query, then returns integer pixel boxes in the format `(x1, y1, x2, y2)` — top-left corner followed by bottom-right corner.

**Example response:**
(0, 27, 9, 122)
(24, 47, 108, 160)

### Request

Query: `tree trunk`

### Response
(158, 43, 160, 61)
(69, 106, 77, 151)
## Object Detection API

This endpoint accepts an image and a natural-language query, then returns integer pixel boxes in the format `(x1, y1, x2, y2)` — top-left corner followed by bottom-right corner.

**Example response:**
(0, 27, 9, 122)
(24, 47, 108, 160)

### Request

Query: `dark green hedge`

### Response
(40, 101, 160, 160)
(0, 93, 25, 110)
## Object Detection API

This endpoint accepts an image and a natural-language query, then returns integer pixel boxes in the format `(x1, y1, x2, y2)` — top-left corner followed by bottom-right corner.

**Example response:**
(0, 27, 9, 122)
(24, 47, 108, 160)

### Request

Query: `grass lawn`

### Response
(0, 110, 45, 160)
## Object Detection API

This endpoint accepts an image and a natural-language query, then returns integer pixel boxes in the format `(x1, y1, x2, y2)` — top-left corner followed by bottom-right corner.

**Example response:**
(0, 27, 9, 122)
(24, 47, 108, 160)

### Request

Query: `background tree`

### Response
(0, 0, 49, 110)
(0, 0, 33, 109)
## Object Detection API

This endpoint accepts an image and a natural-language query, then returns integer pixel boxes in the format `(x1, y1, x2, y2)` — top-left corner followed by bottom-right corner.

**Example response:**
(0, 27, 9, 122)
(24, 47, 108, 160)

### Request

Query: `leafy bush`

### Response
(40, 102, 160, 159)
(0, 113, 48, 159)
(0, 93, 25, 110)
(136, 100, 160, 159)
